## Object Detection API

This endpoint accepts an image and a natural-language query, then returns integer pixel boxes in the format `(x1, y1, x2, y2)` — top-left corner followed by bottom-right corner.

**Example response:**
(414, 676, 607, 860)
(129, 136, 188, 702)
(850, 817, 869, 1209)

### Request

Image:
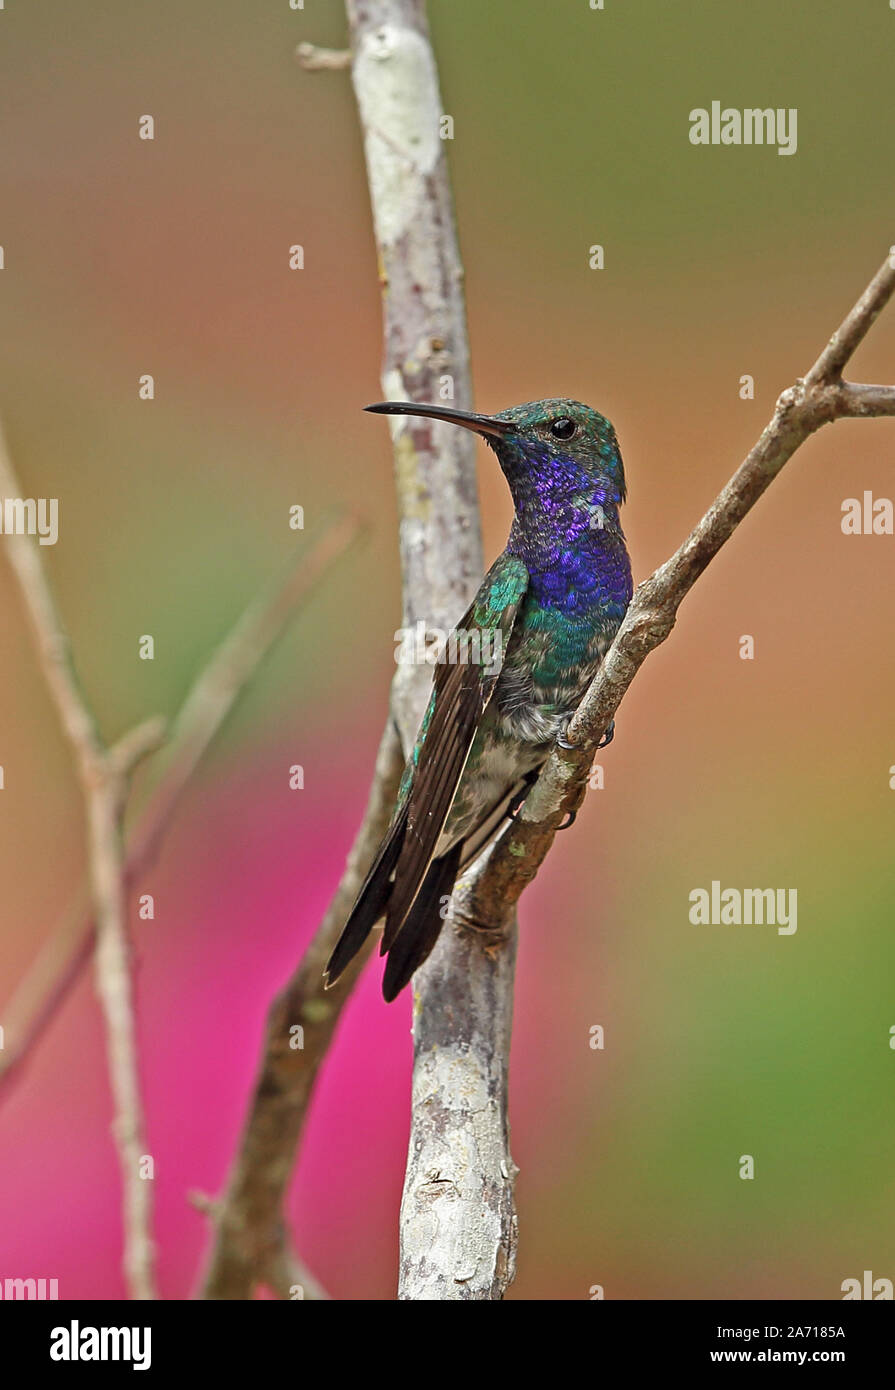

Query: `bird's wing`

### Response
(381, 552, 529, 949)
(324, 552, 528, 993)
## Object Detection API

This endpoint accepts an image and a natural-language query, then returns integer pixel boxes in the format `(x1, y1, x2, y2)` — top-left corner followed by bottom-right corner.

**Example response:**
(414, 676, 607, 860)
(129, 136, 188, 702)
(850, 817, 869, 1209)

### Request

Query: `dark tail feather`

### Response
(324, 806, 409, 988)
(381, 842, 463, 1002)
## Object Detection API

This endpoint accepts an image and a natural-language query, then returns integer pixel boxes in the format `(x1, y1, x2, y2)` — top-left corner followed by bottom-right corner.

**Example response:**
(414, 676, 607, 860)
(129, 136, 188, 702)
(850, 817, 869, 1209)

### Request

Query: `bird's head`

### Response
(365, 397, 626, 517)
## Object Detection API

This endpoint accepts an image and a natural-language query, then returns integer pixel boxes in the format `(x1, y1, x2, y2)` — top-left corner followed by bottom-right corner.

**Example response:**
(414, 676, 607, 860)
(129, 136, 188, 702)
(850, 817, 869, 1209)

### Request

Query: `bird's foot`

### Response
(557, 808, 578, 831)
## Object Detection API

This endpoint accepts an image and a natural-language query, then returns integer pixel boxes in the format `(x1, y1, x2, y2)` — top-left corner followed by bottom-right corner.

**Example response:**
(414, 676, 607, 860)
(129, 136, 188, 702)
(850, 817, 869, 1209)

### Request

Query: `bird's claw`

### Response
(557, 716, 615, 751)
(558, 809, 578, 831)
(597, 719, 615, 750)
(556, 715, 576, 750)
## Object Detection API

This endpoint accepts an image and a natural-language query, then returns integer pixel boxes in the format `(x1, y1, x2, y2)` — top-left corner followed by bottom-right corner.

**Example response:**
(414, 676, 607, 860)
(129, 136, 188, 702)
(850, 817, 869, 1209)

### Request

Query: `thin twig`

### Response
(198, 715, 404, 1298)
(0, 420, 165, 1298)
(296, 42, 351, 71)
(460, 256, 895, 936)
(0, 513, 364, 1091)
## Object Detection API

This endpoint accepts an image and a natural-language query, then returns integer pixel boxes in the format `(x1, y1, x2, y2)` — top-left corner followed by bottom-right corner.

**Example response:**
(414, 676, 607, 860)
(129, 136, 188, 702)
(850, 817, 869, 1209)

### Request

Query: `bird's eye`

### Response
(550, 417, 577, 440)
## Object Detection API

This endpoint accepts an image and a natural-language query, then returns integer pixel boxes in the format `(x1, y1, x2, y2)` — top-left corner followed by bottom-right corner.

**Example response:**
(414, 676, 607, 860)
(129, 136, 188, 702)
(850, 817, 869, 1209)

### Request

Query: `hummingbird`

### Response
(324, 398, 633, 1001)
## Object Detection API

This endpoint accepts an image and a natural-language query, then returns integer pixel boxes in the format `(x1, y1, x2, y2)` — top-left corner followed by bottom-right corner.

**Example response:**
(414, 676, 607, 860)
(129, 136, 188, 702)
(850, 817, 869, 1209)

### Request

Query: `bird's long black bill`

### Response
(365, 400, 511, 438)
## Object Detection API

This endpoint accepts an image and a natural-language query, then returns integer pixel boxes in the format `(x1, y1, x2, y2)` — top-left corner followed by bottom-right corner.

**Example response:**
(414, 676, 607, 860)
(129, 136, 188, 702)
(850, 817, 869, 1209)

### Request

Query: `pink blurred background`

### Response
(1, 1, 894, 1298)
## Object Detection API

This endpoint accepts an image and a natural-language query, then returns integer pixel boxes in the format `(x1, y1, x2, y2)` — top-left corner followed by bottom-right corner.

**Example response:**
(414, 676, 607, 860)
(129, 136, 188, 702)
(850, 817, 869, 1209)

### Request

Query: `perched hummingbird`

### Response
(324, 398, 633, 1001)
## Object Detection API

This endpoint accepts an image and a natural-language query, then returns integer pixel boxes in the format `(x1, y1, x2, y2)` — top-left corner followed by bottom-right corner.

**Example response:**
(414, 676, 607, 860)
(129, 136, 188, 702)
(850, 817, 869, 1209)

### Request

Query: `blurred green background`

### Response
(1, 0, 894, 1299)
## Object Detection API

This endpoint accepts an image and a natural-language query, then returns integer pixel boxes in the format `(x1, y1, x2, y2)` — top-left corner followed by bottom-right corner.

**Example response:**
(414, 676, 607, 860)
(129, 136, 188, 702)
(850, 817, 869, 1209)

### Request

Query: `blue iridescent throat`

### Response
(495, 441, 632, 620)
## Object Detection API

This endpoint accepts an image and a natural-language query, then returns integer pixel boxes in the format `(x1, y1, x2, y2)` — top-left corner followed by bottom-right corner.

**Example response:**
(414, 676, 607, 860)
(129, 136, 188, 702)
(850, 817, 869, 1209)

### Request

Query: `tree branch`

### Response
(462, 255, 895, 936)
(0, 419, 165, 1299)
(394, 254, 895, 1300)
(398, 848, 519, 1299)
(198, 715, 404, 1298)
(204, 11, 895, 1305)
(0, 513, 363, 1092)
(199, 0, 486, 1300)
(342, 0, 528, 1305)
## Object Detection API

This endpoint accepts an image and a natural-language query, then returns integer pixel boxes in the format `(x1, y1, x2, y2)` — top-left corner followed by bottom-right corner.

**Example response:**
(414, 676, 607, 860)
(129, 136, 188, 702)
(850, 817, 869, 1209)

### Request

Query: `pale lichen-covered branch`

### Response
(200, 0, 493, 1299)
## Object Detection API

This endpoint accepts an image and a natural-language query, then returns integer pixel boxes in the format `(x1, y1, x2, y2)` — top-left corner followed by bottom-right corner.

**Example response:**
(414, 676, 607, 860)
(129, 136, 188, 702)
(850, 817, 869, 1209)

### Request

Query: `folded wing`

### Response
(324, 553, 529, 998)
